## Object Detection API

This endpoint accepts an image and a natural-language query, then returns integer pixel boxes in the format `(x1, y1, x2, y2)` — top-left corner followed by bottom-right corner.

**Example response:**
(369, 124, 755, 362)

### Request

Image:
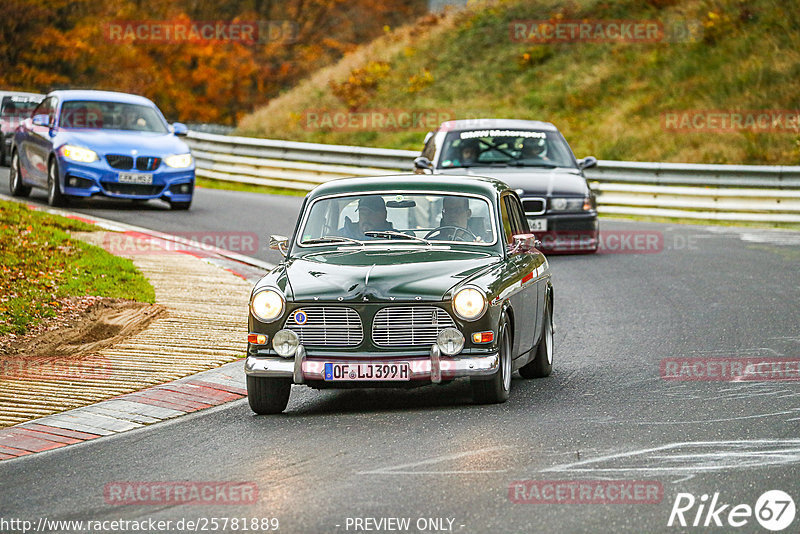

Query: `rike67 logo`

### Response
(668, 490, 796, 531)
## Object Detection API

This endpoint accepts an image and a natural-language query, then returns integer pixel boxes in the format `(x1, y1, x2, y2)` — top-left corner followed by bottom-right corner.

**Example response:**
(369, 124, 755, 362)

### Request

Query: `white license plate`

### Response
(528, 218, 548, 231)
(324, 362, 410, 381)
(118, 172, 153, 184)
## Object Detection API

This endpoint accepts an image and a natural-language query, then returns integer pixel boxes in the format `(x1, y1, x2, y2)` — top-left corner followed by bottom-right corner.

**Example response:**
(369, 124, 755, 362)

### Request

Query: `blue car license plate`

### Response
(324, 362, 410, 381)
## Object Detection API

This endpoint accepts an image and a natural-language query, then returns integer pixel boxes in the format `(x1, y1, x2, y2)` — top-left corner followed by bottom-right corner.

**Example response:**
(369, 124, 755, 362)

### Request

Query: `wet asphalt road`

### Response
(1, 167, 800, 533)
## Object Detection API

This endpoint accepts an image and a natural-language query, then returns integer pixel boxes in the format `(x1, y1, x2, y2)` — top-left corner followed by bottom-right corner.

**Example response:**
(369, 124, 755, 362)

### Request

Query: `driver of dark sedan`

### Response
(339, 196, 393, 239)
(520, 137, 550, 161)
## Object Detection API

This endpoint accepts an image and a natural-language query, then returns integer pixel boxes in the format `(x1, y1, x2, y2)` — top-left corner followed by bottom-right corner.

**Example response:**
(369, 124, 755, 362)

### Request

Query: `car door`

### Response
(500, 192, 540, 359)
(21, 96, 56, 186)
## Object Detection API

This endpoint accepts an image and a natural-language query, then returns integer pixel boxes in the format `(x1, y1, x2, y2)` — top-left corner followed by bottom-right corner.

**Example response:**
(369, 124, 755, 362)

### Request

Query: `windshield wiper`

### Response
(507, 161, 561, 168)
(364, 231, 431, 245)
(303, 235, 363, 245)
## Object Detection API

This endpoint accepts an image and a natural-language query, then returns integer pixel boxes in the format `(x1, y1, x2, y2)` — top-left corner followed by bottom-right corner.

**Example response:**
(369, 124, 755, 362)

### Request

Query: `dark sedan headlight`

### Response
(549, 197, 592, 212)
(250, 288, 285, 323)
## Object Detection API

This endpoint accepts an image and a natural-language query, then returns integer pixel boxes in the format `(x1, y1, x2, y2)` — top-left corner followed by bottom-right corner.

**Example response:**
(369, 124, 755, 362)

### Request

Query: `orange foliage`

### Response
(0, 0, 425, 125)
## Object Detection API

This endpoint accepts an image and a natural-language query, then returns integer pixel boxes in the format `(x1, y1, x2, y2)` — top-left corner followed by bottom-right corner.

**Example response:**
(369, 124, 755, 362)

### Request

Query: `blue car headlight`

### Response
(164, 153, 193, 168)
(60, 145, 98, 163)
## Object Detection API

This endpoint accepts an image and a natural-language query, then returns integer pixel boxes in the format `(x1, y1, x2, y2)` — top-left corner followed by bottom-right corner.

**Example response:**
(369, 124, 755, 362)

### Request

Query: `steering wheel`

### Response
(424, 226, 478, 242)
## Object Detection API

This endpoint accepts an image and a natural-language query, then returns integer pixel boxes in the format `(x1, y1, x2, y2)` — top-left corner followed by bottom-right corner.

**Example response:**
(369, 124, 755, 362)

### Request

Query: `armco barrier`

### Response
(186, 131, 800, 223)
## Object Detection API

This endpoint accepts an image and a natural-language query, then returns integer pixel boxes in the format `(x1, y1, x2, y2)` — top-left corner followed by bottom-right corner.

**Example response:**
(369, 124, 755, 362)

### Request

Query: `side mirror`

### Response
(509, 233, 540, 254)
(577, 156, 598, 170)
(269, 234, 289, 256)
(32, 114, 50, 127)
(172, 122, 189, 136)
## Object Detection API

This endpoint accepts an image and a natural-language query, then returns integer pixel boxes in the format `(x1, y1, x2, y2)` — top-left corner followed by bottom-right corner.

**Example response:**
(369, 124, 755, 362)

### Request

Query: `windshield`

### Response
(439, 129, 576, 169)
(298, 193, 496, 246)
(59, 100, 169, 133)
(1, 97, 41, 121)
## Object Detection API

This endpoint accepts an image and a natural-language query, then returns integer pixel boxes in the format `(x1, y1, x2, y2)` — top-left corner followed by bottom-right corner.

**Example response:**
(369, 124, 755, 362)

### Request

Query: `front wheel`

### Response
(519, 296, 553, 378)
(47, 158, 67, 206)
(471, 319, 511, 404)
(246, 375, 291, 414)
(9, 151, 31, 197)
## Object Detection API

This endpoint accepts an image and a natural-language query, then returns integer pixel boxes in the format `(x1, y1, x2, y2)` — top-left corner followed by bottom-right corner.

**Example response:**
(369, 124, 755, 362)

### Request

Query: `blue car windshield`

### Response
(59, 101, 169, 133)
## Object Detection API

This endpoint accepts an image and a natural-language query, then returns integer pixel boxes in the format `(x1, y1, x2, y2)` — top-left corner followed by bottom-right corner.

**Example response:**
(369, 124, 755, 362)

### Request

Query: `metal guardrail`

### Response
(186, 131, 800, 223)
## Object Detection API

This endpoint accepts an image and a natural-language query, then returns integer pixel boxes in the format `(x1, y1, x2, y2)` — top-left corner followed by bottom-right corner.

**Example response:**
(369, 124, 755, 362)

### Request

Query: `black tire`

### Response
(169, 200, 192, 211)
(246, 375, 291, 414)
(471, 318, 511, 404)
(519, 296, 553, 378)
(9, 151, 31, 197)
(47, 158, 67, 206)
(0, 147, 6, 167)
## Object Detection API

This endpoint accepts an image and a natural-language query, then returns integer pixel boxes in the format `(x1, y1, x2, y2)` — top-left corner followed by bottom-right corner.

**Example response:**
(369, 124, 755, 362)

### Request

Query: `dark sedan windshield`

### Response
(59, 100, 169, 133)
(439, 129, 576, 169)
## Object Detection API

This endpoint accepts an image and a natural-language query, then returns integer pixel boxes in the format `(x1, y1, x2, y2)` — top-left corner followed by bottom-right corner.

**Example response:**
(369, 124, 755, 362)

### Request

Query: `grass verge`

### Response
(0, 200, 155, 335)
(196, 177, 307, 197)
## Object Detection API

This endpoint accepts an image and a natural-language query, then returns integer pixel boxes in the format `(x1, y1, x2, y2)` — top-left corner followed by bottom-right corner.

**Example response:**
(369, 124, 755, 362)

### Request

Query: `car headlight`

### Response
(437, 327, 465, 356)
(60, 145, 98, 163)
(250, 289, 285, 323)
(452, 287, 487, 321)
(164, 153, 192, 168)
(550, 197, 592, 212)
(273, 329, 299, 358)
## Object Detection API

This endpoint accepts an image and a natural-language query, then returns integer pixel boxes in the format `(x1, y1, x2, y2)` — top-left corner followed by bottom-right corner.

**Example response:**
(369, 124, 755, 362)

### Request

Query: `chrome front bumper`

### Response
(244, 345, 499, 383)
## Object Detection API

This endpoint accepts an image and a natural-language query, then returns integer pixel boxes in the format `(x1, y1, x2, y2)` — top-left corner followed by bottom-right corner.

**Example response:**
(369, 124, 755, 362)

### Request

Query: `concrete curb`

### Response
(0, 360, 246, 460)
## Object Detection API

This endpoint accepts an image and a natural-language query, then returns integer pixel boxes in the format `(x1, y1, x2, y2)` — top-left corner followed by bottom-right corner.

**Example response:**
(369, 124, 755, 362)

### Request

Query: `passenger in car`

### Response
(339, 196, 394, 239)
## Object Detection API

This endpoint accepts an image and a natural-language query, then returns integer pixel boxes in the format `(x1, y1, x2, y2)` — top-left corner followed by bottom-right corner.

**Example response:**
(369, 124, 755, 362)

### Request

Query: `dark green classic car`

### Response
(245, 174, 554, 414)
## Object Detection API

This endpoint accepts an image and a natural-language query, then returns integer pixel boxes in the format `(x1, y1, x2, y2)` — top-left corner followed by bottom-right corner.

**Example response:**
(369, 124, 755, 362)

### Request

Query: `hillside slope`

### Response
(237, 0, 799, 165)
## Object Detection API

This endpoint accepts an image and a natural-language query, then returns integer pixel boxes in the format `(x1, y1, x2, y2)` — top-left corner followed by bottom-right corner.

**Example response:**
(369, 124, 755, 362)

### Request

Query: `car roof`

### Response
(46, 90, 156, 106)
(308, 174, 511, 200)
(437, 118, 558, 132)
(0, 91, 44, 101)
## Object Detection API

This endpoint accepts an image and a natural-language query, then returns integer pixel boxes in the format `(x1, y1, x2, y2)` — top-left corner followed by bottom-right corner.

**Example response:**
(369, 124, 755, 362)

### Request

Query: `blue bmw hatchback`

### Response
(9, 90, 195, 210)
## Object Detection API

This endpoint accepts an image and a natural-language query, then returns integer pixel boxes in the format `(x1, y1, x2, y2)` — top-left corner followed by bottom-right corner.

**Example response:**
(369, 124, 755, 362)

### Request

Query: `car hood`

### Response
(438, 167, 589, 196)
(283, 248, 500, 302)
(54, 130, 189, 156)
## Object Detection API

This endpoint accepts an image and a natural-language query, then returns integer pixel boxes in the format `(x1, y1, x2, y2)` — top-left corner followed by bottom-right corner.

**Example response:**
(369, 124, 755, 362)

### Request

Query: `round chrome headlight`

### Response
(272, 329, 299, 358)
(250, 289, 285, 323)
(437, 327, 465, 356)
(452, 287, 487, 321)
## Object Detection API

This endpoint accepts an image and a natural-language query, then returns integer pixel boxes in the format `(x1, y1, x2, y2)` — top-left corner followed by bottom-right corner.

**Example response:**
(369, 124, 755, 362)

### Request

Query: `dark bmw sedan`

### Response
(9, 90, 194, 209)
(414, 118, 599, 253)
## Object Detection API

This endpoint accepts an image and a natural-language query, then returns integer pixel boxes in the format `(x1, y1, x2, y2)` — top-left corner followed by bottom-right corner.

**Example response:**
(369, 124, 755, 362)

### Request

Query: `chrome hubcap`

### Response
(545, 313, 553, 365)
(501, 328, 511, 391)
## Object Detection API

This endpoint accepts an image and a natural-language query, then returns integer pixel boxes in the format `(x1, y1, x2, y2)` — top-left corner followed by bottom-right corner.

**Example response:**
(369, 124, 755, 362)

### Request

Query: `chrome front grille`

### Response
(372, 306, 456, 347)
(284, 307, 363, 347)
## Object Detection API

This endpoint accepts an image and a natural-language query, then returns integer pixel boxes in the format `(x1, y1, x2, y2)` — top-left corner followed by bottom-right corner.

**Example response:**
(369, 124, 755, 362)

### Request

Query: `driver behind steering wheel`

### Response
(436, 196, 482, 242)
